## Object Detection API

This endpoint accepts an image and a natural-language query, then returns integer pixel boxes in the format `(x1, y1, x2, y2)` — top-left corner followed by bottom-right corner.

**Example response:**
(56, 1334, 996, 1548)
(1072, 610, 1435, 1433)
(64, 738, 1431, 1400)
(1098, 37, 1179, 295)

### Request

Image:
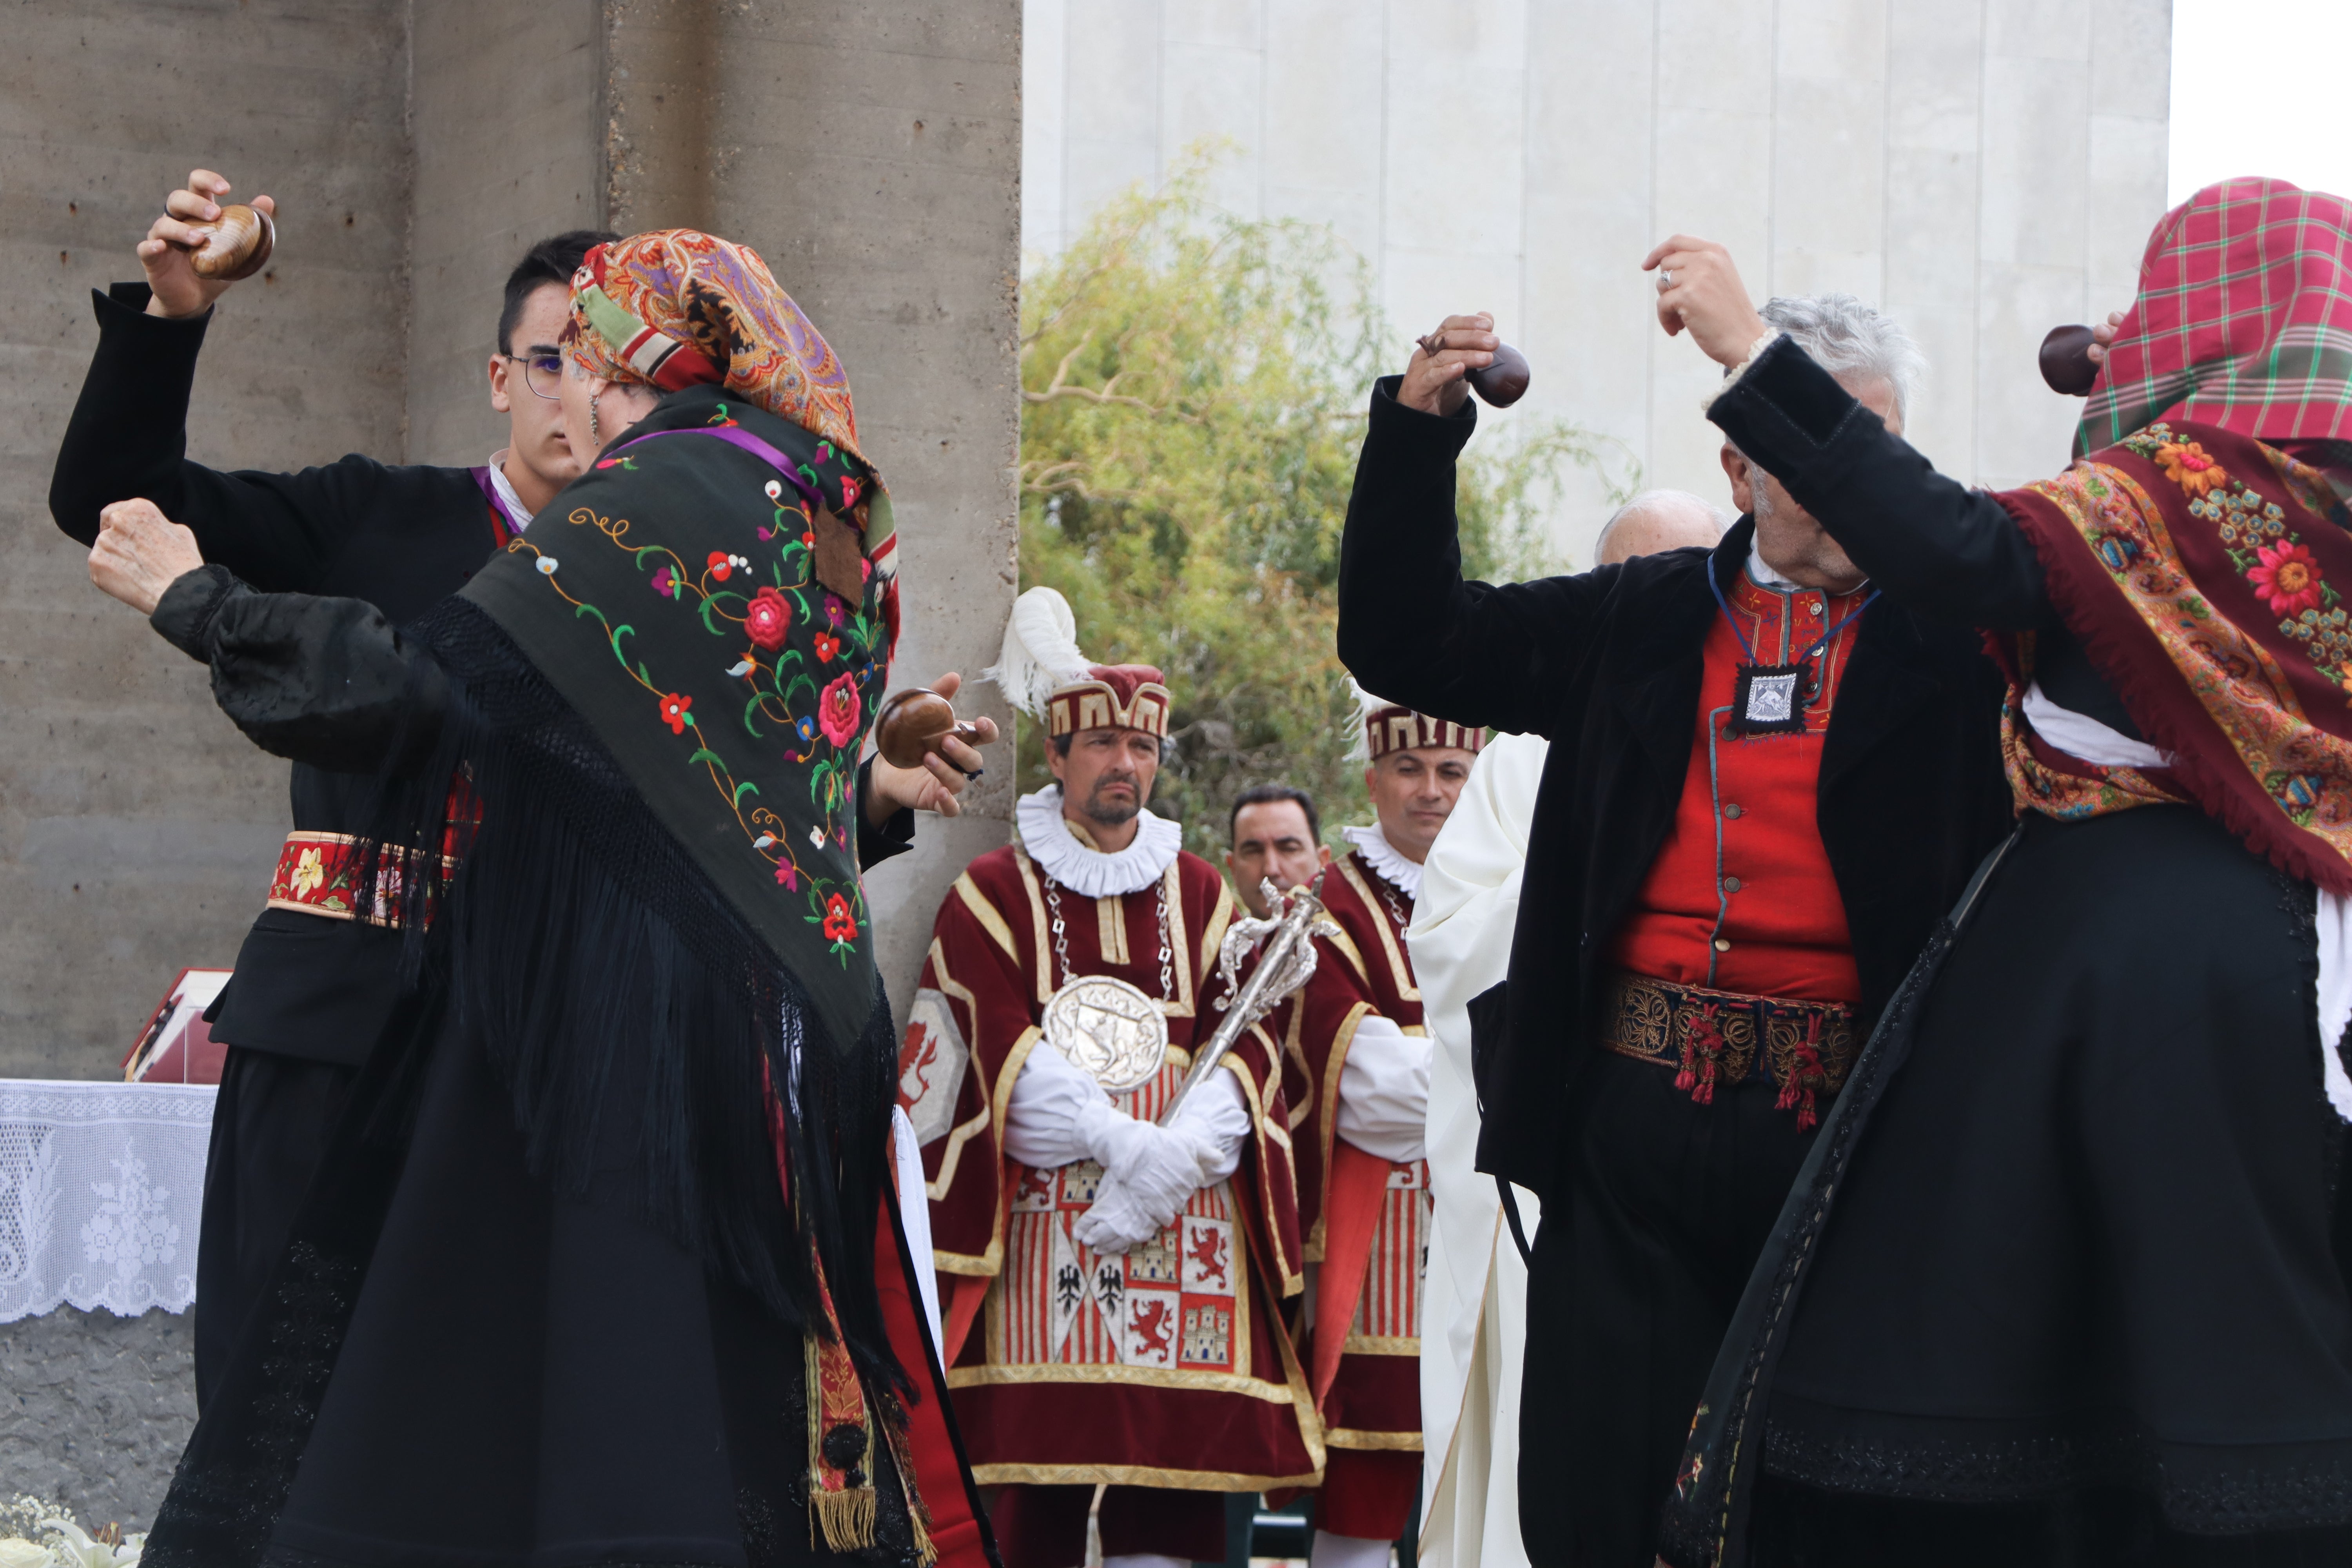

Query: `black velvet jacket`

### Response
(51, 285, 910, 1063)
(1336, 376, 2015, 1196)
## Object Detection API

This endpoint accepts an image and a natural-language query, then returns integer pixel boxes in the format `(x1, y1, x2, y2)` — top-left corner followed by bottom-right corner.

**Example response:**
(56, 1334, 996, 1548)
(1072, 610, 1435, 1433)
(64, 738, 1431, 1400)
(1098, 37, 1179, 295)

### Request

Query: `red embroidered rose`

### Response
(822, 893, 857, 944)
(812, 630, 842, 664)
(746, 586, 791, 650)
(659, 692, 693, 734)
(818, 672, 861, 747)
(2250, 541, 2325, 617)
(707, 550, 733, 582)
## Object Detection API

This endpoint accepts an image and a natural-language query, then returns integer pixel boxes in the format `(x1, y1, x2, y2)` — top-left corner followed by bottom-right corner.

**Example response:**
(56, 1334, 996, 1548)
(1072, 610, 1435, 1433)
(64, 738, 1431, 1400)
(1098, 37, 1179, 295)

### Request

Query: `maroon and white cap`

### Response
(987, 587, 1172, 739)
(1347, 679, 1485, 761)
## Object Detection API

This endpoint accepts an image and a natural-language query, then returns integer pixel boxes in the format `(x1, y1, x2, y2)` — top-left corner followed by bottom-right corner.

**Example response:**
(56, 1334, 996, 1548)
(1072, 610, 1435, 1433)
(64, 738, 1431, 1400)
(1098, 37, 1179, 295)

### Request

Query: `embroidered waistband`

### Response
(1598, 969, 1857, 1129)
(266, 831, 453, 927)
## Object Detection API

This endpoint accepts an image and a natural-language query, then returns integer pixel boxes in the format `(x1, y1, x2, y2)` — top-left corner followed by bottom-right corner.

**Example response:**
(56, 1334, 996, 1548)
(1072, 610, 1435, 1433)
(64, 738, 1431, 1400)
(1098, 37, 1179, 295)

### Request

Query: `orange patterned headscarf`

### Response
(567, 229, 868, 471)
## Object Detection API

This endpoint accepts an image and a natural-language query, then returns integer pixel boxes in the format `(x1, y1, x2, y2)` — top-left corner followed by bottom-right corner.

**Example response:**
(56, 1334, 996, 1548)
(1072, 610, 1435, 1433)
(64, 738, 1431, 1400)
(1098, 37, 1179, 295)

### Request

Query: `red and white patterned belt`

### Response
(265, 831, 454, 927)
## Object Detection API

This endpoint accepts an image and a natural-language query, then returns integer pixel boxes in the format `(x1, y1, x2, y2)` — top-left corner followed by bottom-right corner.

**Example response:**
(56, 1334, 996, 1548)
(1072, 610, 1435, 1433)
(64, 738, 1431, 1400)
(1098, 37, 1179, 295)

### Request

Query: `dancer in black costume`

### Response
(87, 230, 1000, 1568)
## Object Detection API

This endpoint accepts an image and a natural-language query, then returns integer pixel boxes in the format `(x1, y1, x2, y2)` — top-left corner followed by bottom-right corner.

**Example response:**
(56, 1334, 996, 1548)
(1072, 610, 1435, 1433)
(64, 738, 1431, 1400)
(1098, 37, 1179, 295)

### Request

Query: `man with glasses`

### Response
(47, 170, 964, 1409)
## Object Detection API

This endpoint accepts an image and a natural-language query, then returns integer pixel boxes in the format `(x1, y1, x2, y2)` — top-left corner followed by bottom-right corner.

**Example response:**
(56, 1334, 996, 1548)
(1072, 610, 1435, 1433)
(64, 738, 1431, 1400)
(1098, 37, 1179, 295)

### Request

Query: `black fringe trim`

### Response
(359, 597, 904, 1388)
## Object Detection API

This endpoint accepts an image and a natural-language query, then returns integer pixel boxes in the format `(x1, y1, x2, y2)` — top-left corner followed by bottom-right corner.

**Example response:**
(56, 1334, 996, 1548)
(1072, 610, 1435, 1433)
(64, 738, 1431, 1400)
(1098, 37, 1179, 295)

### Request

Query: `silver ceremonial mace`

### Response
(1156, 879, 1340, 1125)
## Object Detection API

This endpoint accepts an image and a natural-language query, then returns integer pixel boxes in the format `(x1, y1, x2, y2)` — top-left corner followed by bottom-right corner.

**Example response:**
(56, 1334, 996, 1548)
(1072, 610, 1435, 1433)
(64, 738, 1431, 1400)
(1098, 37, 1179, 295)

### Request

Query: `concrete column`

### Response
(598, 0, 1024, 1021)
(0, 0, 414, 1078)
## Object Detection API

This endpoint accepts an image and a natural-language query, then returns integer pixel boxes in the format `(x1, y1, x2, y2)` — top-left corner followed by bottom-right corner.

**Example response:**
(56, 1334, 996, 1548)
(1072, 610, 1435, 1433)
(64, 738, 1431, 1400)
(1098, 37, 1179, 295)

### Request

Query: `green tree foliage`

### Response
(1016, 158, 1635, 857)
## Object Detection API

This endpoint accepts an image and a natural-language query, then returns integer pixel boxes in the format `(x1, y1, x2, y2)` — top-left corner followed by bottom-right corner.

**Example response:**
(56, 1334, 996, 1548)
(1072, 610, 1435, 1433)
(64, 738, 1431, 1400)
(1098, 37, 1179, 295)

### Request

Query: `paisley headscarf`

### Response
(569, 229, 900, 653)
(2078, 178, 2352, 456)
(569, 229, 864, 456)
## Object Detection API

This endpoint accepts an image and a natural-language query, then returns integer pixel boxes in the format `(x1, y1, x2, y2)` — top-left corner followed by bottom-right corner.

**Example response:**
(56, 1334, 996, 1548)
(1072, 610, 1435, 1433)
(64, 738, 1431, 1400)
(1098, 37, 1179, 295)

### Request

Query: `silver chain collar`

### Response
(1044, 875, 1175, 1001)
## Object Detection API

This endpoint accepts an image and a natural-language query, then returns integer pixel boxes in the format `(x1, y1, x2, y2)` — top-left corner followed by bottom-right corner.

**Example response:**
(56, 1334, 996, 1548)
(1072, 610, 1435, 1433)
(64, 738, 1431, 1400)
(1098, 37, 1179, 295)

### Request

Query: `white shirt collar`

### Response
(1015, 786, 1183, 898)
(486, 451, 534, 532)
(1342, 821, 1423, 901)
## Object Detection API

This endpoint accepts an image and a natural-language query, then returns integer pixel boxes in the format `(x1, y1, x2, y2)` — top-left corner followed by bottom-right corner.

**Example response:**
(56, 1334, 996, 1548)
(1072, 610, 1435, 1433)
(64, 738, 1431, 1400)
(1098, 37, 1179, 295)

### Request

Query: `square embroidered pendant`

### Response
(1729, 662, 1810, 737)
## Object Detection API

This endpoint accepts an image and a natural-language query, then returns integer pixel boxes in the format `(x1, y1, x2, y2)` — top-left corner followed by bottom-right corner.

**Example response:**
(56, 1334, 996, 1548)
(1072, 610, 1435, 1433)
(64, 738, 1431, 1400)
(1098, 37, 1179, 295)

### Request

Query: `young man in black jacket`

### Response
(1336, 301, 2014, 1568)
(53, 169, 979, 1408)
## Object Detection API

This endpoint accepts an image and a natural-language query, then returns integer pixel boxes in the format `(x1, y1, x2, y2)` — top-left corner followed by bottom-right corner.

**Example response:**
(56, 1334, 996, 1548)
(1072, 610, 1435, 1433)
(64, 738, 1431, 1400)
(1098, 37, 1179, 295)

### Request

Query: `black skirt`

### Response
(1663, 807, 2352, 1567)
(152, 1003, 933, 1568)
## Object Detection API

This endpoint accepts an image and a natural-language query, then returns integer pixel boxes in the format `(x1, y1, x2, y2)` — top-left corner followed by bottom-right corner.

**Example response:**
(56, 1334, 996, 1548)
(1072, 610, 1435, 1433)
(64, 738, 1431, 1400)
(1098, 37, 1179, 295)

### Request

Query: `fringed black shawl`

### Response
(380, 386, 902, 1357)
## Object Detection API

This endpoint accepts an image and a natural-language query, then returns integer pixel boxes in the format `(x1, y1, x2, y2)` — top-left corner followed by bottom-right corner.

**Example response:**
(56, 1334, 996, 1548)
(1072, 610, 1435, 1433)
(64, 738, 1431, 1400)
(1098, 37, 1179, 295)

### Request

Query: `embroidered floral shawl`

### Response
(1998, 421, 2352, 894)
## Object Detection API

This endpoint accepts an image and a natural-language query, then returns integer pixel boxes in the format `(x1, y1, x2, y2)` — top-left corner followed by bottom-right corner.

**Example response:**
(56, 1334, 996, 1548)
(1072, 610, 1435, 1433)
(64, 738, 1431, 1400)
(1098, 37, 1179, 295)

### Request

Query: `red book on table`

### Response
(122, 968, 234, 1085)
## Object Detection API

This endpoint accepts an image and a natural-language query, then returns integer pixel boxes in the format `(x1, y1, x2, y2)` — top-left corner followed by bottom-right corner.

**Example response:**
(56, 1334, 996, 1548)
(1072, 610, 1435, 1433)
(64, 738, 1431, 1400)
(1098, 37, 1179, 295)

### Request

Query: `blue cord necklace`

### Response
(1710, 567, 1878, 737)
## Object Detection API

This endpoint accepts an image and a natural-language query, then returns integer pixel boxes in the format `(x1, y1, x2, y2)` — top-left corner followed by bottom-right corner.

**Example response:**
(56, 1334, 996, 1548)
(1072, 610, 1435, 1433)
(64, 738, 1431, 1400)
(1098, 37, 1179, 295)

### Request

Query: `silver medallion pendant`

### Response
(1728, 661, 1811, 737)
(1043, 975, 1169, 1093)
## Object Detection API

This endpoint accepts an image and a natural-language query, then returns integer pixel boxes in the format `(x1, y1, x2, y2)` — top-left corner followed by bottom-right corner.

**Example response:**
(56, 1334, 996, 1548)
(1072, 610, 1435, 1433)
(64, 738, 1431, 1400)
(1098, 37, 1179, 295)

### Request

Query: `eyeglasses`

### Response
(505, 352, 566, 401)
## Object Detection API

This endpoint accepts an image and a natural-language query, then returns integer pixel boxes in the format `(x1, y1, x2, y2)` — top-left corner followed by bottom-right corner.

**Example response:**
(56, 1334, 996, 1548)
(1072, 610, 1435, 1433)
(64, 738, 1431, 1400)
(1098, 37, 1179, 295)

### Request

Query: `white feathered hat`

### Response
(986, 586, 1172, 739)
(1345, 677, 1486, 763)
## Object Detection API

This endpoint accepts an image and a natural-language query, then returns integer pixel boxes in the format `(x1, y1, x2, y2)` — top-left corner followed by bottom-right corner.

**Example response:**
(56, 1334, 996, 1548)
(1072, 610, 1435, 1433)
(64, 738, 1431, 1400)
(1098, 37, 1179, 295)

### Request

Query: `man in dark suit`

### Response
(53, 168, 980, 1408)
(1336, 298, 2014, 1568)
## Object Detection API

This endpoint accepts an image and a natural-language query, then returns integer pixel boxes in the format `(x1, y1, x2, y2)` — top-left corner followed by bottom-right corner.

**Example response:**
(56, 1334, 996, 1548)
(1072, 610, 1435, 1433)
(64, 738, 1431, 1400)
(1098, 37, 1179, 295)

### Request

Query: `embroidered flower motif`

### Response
(746, 586, 791, 650)
(775, 860, 799, 890)
(800, 530, 816, 549)
(794, 714, 819, 744)
(535, 557, 560, 575)
(289, 848, 326, 897)
(659, 692, 693, 734)
(2156, 440, 2229, 497)
(840, 475, 862, 510)
(812, 630, 842, 664)
(2249, 541, 2325, 617)
(818, 672, 862, 747)
(708, 550, 751, 581)
(651, 564, 677, 598)
(809, 824, 828, 848)
(728, 659, 755, 678)
(821, 893, 858, 944)
(765, 479, 784, 501)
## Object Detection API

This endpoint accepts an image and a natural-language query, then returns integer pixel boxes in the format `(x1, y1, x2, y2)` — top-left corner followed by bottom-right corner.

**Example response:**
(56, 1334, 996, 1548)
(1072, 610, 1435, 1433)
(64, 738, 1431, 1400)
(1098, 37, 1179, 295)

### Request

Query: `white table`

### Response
(0, 1079, 215, 1323)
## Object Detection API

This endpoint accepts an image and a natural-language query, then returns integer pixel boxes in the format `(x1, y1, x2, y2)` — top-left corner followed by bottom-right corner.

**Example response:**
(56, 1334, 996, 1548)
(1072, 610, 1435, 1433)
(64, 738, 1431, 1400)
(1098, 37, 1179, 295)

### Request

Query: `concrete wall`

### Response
(1021, 0, 2174, 566)
(0, 0, 414, 1080)
(601, 0, 1025, 1022)
(2, 0, 1022, 1075)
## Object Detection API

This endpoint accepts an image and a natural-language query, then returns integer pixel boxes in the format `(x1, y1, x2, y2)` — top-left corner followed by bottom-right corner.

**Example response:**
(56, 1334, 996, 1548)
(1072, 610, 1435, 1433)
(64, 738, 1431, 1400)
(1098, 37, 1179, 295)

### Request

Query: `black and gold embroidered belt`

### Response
(1598, 970, 1857, 1129)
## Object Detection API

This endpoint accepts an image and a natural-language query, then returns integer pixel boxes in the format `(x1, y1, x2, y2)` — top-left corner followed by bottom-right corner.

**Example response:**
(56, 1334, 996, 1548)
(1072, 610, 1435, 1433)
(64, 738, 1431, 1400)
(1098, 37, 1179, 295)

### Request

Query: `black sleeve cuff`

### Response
(855, 757, 917, 869)
(1368, 374, 1480, 455)
(1705, 334, 1877, 483)
(151, 563, 246, 662)
(95, 282, 214, 339)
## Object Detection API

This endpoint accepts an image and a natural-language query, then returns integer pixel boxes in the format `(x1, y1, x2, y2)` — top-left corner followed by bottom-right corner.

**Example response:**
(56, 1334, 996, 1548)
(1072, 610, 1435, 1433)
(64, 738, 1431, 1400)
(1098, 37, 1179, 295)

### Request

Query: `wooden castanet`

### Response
(1468, 341, 1532, 407)
(874, 688, 984, 770)
(2039, 323, 2100, 397)
(1416, 331, 1533, 408)
(186, 204, 275, 282)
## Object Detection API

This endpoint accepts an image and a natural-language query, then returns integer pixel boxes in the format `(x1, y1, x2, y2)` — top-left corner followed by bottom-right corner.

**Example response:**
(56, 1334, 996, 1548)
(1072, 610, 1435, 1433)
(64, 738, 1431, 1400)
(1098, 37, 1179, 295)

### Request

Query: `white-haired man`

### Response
(1337, 298, 2015, 1567)
(1592, 488, 1727, 566)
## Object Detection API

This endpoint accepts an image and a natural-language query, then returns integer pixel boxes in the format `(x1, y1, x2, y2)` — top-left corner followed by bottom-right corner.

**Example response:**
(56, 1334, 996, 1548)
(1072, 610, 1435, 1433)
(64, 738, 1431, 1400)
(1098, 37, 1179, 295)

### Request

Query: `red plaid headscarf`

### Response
(2078, 178, 2352, 456)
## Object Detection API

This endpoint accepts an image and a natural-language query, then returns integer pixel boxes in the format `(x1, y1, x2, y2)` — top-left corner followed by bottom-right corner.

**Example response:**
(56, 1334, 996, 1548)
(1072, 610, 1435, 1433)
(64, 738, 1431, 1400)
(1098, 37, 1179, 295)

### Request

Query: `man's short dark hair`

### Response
(497, 229, 621, 356)
(1229, 783, 1320, 845)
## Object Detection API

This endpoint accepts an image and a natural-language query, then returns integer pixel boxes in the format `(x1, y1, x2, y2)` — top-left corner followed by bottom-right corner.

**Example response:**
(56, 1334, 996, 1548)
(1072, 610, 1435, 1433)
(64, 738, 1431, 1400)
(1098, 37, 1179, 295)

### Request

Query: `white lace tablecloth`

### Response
(0, 1078, 215, 1323)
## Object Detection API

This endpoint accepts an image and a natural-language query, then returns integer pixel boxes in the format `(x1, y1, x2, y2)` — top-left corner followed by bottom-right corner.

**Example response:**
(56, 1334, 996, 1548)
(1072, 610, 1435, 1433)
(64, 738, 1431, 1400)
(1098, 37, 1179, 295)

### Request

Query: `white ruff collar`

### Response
(1342, 822, 1423, 901)
(1016, 786, 1183, 898)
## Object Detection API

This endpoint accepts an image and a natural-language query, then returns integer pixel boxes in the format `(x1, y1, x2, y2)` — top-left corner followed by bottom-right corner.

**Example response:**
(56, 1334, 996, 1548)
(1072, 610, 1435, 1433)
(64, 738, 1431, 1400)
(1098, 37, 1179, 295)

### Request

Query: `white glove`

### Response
(1072, 1118, 1212, 1254)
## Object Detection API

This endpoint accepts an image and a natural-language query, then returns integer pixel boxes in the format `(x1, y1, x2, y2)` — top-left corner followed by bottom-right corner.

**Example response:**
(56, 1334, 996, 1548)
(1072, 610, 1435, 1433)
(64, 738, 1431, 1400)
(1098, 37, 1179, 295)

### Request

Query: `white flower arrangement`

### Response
(0, 1498, 142, 1568)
